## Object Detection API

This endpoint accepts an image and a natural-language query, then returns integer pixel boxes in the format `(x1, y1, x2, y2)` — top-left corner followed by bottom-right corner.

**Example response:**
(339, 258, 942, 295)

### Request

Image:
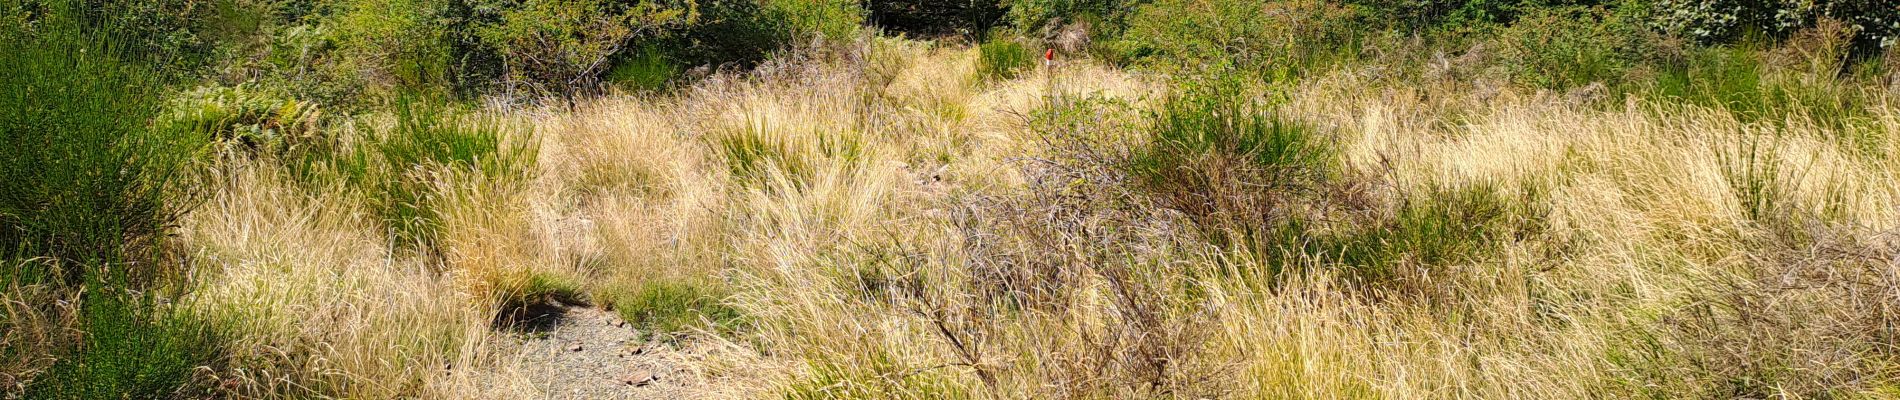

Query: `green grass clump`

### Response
(373, 98, 526, 247)
(977, 37, 1032, 81)
(297, 95, 535, 248)
(719, 126, 805, 186)
(606, 46, 681, 93)
(1649, 46, 1881, 149)
(610, 281, 746, 338)
(1270, 183, 1527, 285)
(716, 123, 861, 189)
(1132, 84, 1332, 180)
(783, 353, 971, 400)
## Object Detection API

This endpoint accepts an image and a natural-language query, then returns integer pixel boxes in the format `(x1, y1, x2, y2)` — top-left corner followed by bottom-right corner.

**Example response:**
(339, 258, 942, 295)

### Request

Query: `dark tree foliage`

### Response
(1345, 0, 1618, 30)
(865, 0, 1008, 37)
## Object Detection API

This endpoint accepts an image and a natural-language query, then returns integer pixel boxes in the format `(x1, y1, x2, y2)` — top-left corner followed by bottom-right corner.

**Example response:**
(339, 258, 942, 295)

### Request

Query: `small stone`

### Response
(622, 370, 658, 386)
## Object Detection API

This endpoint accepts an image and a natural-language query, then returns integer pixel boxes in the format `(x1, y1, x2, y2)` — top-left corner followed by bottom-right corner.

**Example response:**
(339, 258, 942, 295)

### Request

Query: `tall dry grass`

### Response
(170, 33, 1900, 399)
(180, 163, 540, 399)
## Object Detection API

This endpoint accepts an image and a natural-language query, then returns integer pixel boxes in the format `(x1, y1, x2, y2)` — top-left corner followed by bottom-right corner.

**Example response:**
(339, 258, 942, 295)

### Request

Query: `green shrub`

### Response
(1492, 6, 1658, 90)
(21, 289, 223, 400)
(1115, 0, 1367, 81)
(663, 0, 787, 69)
(1650, 0, 1899, 54)
(977, 37, 1032, 81)
(762, 0, 863, 41)
(1003, 0, 1134, 38)
(864, 0, 1006, 37)
(1346, 0, 1625, 31)
(472, 0, 695, 96)
(0, 0, 209, 286)
(610, 280, 746, 338)
(324, 0, 459, 90)
(2, 3, 224, 396)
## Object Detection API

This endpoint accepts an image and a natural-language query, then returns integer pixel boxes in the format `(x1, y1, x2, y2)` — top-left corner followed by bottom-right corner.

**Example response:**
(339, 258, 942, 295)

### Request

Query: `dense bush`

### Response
(22, 292, 223, 400)
(865, 0, 1006, 37)
(471, 0, 691, 96)
(322, 0, 462, 91)
(1492, 6, 1660, 90)
(661, 0, 785, 70)
(1347, 0, 1620, 30)
(1003, 0, 1134, 38)
(182, 0, 855, 102)
(3, 2, 225, 397)
(1651, 0, 1900, 54)
(1, 0, 209, 286)
(1113, 0, 1368, 80)
(763, 0, 863, 41)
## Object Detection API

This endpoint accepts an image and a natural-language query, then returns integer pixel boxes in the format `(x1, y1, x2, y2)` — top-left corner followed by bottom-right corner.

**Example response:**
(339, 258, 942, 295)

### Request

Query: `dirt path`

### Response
(511, 303, 707, 399)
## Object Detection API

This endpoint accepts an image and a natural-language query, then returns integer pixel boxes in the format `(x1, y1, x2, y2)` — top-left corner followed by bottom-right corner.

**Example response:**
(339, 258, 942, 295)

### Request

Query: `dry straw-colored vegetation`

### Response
(154, 34, 1900, 398)
(8, 0, 1900, 398)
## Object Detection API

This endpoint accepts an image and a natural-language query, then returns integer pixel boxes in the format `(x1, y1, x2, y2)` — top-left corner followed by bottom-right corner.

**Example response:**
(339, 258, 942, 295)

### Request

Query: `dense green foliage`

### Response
(1651, 0, 1899, 54)
(2, 1, 224, 397)
(1, 0, 208, 286)
(865, 0, 1006, 36)
(23, 293, 223, 400)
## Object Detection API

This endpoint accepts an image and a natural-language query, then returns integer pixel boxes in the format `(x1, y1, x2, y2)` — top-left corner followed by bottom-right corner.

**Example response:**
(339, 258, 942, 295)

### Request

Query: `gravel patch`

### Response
(514, 303, 703, 400)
